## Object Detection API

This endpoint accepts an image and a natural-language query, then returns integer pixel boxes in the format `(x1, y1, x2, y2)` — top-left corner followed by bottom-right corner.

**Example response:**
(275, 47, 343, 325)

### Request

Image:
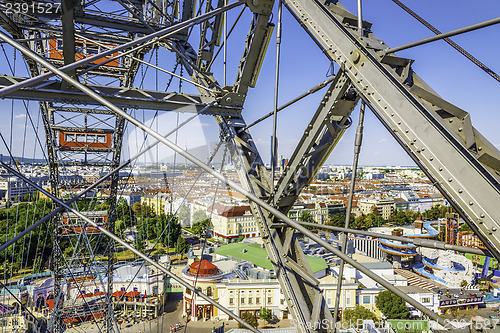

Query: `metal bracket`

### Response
(246, 0, 274, 15)
(219, 92, 246, 107)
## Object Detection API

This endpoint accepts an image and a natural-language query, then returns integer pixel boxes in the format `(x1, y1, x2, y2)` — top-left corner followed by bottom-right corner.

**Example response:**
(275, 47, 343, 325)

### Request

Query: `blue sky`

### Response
(0, 0, 499, 167)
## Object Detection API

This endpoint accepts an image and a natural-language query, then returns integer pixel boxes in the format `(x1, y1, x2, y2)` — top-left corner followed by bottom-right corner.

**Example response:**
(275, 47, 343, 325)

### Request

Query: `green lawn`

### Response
(215, 242, 328, 273)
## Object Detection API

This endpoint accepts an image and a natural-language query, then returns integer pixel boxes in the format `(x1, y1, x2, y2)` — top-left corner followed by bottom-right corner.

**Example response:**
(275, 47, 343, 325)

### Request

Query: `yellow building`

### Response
(141, 193, 169, 216)
(358, 197, 395, 220)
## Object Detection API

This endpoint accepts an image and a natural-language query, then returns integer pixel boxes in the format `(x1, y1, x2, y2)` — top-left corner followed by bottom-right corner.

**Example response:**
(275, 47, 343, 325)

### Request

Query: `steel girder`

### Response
(197, 0, 225, 70)
(272, 70, 359, 211)
(0, 75, 241, 115)
(282, 0, 500, 258)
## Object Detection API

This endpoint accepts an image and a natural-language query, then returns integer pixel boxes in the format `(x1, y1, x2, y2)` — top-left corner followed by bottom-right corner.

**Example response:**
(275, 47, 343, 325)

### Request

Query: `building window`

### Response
(327, 298, 331, 306)
(280, 299, 284, 305)
(229, 298, 234, 305)
(249, 298, 253, 304)
(422, 297, 430, 303)
(363, 296, 370, 304)
(241, 298, 245, 305)
(207, 287, 212, 297)
(268, 297, 272, 304)
(256, 297, 260, 305)
(346, 297, 351, 306)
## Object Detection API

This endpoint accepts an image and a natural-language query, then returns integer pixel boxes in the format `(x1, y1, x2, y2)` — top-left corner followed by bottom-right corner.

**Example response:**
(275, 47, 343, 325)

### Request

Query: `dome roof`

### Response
(188, 260, 219, 277)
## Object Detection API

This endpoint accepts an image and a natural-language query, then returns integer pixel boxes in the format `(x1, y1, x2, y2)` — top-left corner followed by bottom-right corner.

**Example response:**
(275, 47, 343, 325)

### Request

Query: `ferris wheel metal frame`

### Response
(0, 0, 499, 332)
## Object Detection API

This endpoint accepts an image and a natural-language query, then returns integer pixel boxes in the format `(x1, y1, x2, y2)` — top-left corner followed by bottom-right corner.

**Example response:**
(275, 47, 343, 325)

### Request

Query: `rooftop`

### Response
(396, 285, 432, 294)
(215, 243, 328, 273)
(360, 261, 393, 270)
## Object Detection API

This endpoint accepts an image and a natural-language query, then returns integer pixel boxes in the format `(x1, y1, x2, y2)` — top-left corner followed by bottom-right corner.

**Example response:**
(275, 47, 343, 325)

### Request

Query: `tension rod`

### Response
(384, 16, 500, 55)
(332, 101, 365, 329)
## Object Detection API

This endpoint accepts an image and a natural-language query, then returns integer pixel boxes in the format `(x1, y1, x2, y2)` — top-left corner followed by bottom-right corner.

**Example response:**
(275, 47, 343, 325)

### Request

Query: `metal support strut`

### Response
(333, 101, 365, 329)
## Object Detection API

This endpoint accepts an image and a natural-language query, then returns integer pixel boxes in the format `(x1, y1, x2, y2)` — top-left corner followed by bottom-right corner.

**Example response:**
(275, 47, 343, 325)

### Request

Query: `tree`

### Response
(132, 202, 142, 216)
(63, 246, 74, 258)
(299, 211, 316, 230)
(192, 210, 208, 224)
(191, 218, 211, 236)
(157, 214, 182, 246)
(423, 205, 447, 220)
(175, 237, 190, 254)
(177, 204, 190, 225)
(375, 290, 409, 319)
(459, 223, 472, 231)
(115, 219, 126, 235)
(370, 205, 380, 216)
(135, 238, 145, 252)
(259, 308, 272, 323)
(239, 312, 258, 328)
(343, 305, 376, 323)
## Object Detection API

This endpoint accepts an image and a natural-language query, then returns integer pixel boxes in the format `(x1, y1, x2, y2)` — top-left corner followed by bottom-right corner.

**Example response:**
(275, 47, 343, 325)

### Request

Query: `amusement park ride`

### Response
(0, 0, 499, 332)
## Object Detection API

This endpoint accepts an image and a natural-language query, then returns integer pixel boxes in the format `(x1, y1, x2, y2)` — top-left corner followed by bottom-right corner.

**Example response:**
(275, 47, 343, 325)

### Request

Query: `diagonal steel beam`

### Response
(272, 70, 358, 210)
(61, 0, 78, 84)
(219, 116, 331, 332)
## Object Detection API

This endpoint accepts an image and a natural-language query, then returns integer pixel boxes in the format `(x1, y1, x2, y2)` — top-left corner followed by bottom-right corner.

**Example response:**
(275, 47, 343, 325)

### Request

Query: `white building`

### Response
(397, 285, 439, 316)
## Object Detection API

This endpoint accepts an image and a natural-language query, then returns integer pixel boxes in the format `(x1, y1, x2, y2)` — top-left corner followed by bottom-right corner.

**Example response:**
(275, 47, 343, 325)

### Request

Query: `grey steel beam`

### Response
(50, 126, 115, 133)
(234, 0, 274, 94)
(61, 0, 77, 83)
(219, 116, 332, 332)
(272, 70, 358, 209)
(0, 75, 239, 115)
(197, 0, 225, 70)
(49, 107, 115, 115)
(282, 0, 500, 260)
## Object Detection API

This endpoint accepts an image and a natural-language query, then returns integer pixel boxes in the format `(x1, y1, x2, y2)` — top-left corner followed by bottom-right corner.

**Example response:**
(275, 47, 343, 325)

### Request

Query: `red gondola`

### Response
(48, 38, 120, 67)
(62, 211, 108, 235)
(58, 131, 112, 150)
